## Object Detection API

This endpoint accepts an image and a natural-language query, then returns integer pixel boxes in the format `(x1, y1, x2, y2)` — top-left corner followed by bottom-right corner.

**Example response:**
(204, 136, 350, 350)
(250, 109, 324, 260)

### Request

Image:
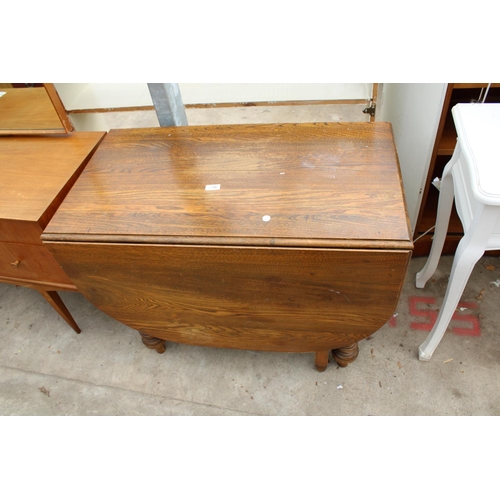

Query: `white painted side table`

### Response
(416, 103, 500, 360)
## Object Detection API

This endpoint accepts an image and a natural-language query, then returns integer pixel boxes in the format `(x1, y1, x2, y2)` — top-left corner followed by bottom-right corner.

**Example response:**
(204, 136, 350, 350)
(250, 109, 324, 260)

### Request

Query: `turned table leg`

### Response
(331, 343, 359, 368)
(314, 351, 330, 372)
(139, 332, 166, 354)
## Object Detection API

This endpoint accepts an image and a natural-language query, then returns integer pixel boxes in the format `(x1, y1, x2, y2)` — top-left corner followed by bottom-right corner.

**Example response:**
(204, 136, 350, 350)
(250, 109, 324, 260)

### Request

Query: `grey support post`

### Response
(147, 83, 188, 127)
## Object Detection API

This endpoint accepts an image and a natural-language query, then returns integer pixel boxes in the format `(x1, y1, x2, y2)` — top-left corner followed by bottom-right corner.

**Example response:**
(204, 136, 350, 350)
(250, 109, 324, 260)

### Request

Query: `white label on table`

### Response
(262, 215, 271, 222)
(205, 184, 221, 191)
(0, 92, 6, 98)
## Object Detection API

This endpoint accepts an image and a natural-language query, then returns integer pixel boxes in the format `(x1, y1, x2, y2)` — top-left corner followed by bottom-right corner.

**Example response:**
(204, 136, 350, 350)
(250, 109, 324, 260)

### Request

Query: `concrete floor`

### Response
(1, 255, 500, 415)
(2, 104, 499, 416)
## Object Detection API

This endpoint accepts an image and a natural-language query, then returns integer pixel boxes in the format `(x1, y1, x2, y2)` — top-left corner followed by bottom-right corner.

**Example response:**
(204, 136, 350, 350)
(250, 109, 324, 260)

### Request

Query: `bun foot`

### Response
(331, 343, 359, 367)
(140, 332, 166, 354)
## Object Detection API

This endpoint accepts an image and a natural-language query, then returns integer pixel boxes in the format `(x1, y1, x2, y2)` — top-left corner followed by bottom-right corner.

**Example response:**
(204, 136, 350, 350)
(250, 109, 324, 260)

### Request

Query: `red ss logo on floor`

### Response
(388, 296, 481, 336)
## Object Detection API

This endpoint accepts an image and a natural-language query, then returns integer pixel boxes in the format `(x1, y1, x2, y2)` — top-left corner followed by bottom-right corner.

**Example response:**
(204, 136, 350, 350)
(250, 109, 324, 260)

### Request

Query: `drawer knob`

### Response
(10, 260, 20, 267)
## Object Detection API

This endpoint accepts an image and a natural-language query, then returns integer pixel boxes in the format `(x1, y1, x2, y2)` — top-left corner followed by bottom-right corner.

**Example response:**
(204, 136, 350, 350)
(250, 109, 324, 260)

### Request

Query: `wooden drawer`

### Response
(0, 219, 43, 245)
(0, 241, 72, 285)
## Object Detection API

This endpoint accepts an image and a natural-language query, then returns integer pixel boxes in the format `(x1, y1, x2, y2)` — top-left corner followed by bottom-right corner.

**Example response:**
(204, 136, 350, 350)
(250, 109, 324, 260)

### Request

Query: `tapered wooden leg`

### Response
(315, 351, 329, 372)
(38, 290, 81, 334)
(331, 343, 359, 367)
(140, 332, 166, 354)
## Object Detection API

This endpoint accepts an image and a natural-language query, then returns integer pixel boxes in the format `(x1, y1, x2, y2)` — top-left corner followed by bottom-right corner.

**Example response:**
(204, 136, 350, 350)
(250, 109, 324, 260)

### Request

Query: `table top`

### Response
(44, 123, 412, 249)
(0, 132, 105, 225)
(453, 103, 500, 205)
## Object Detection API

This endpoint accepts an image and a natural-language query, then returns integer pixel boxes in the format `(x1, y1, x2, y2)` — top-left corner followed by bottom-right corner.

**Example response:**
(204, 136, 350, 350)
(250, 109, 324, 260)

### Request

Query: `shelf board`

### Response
(437, 84, 500, 154)
(413, 234, 462, 257)
(417, 185, 463, 236)
(453, 83, 500, 89)
(438, 114, 457, 155)
(416, 83, 500, 258)
(413, 235, 500, 258)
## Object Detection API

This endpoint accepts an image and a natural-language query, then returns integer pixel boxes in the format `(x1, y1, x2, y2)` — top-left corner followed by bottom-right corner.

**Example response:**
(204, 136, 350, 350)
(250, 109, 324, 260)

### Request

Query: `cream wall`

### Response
(54, 83, 373, 110)
(377, 83, 447, 233)
(179, 83, 372, 104)
(55, 82, 445, 235)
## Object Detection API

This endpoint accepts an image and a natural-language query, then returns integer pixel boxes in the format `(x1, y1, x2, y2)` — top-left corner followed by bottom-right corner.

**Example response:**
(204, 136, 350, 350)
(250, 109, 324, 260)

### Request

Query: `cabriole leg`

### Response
(419, 204, 500, 361)
(416, 151, 457, 289)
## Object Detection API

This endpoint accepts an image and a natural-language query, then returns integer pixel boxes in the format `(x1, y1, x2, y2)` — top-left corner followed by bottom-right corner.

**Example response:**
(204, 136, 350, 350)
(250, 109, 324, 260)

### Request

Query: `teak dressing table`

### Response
(0, 132, 105, 331)
(43, 123, 412, 371)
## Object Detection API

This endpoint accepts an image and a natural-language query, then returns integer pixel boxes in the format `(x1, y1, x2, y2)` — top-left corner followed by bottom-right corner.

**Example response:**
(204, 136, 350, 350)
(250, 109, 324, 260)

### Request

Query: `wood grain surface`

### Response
(0, 132, 105, 225)
(42, 123, 412, 359)
(45, 242, 411, 352)
(44, 123, 412, 249)
(0, 131, 105, 332)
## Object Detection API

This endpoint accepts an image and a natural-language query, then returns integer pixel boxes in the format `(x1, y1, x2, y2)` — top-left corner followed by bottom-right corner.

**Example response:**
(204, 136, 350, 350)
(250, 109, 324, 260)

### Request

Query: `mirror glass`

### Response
(0, 83, 73, 134)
